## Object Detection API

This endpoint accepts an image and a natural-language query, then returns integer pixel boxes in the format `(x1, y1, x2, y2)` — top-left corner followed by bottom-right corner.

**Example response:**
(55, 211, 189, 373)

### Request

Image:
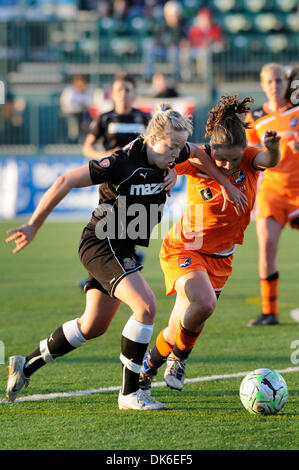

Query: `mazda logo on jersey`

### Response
(130, 183, 163, 195)
(200, 187, 213, 201)
(233, 169, 246, 184)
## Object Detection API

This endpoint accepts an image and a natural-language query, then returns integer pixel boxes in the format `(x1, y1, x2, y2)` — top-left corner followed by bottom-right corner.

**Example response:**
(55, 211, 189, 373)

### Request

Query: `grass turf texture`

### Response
(0, 220, 298, 450)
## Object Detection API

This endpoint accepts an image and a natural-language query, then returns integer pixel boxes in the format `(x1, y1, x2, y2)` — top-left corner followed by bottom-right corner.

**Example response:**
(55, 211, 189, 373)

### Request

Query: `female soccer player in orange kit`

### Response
(245, 63, 299, 326)
(139, 95, 281, 392)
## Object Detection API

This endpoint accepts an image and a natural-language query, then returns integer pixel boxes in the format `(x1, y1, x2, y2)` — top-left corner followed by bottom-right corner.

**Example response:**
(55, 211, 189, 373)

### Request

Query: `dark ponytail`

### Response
(205, 95, 254, 148)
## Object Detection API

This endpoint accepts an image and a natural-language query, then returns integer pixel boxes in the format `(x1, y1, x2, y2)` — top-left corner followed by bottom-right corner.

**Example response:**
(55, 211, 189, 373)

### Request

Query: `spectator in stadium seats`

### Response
(187, 7, 224, 83)
(143, 1, 190, 82)
(151, 73, 179, 98)
(0, 88, 27, 145)
(112, 0, 128, 19)
(245, 63, 299, 327)
(60, 75, 94, 144)
(138, 96, 281, 394)
(7, 103, 243, 409)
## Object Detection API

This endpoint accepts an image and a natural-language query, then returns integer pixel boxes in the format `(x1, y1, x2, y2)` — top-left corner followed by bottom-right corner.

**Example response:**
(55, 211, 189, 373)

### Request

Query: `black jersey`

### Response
(87, 137, 190, 246)
(89, 108, 151, 150)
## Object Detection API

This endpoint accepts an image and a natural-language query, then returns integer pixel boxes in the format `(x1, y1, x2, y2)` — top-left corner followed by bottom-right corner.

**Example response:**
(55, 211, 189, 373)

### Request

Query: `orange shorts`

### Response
(256, 184, 299, 229)
(159, 239, 233, 296)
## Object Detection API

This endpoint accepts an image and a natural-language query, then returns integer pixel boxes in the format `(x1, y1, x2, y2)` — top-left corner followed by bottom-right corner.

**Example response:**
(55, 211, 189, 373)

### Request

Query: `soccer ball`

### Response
(239, 368, 288, 415)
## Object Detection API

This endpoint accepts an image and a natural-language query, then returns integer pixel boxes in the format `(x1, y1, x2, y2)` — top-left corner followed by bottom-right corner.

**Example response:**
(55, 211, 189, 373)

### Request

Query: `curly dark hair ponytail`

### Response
(205, 95, 254, 148)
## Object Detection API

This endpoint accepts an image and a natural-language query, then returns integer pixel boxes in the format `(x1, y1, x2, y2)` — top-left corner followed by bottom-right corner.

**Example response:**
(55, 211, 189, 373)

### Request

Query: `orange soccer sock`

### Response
(172, 322, 203, 360)
(260, 272, 279, 316)
(149, 328, 174, 369)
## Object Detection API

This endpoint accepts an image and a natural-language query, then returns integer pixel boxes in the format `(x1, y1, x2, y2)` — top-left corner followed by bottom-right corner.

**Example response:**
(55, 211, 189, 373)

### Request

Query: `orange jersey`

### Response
(246, 103, 299, 195)
(165, 146, 262, 255)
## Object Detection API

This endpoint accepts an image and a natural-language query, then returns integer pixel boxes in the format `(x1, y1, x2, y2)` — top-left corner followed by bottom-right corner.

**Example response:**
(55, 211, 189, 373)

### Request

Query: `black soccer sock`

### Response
(120, 316, 153, 396)
(121, 337, 148, 395)
(24, 318, 86, 377)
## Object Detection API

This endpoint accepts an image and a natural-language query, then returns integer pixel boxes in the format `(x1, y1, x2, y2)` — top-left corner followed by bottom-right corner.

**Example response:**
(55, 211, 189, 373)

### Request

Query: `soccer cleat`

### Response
(139, 349, 158, 395)
(6, 356, 30, 402)
(164, 356, 186, 391)
(248, 313, 280, 327)
(118, 388, 166, 410)
(139, 372, 154, 395)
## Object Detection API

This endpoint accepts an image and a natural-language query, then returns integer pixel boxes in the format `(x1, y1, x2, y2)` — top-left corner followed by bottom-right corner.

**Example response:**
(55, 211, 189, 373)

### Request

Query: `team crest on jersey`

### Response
(99, 158, 110, 168)
(178, 257, 191, 268)
(233, 169, 246, 184)
(200, 187, 213, 201)
(289, 116, 298, 128)
(123, 257, 137, 270)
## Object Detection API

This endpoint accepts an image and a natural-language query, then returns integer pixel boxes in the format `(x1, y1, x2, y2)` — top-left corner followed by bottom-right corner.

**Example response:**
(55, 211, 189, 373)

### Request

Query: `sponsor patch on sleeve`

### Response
(99, 158, 110, 168)
(178, 257, 192, 268)
(233, 169, 246, 184)
(200, 187, 213, 201)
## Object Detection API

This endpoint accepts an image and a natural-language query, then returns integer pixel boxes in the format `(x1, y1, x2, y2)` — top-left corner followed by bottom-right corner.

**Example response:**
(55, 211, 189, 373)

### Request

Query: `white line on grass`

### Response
(1, 366, 299, 404)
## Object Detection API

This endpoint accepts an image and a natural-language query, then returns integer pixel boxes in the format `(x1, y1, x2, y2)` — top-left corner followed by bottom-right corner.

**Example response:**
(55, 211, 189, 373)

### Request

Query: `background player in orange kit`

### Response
(139, 95, 281, 392)
(245, 63, 299, 326)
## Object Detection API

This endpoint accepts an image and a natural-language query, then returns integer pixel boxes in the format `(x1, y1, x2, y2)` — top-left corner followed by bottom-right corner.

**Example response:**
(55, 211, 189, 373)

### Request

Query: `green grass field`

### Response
(0, 219, 299, 451)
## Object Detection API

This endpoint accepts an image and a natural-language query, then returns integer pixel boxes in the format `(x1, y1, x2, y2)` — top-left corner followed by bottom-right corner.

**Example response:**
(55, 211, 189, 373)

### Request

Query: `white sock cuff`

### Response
(122, 316, 154, 344)
(119, 353, 141, 373)
(62, 318, 87, 348)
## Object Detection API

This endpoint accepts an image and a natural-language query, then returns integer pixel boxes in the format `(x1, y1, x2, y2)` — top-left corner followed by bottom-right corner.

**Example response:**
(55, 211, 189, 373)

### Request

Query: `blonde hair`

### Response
(142, 104, 193, 143)
(260, 63, 288, 81)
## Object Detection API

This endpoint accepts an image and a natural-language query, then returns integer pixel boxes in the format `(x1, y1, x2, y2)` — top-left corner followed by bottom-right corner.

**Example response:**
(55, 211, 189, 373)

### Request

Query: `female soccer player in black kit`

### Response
(82, 72, 150, 160)
(5, 105, 246, 410)
(79, 72, 151, 288)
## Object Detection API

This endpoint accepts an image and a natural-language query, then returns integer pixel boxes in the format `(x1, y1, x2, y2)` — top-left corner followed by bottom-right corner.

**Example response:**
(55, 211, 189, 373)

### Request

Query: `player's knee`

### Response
(260, 236, 277, 260)
(190, 296, 216, 322)
(78, 318, 108, 340)
(136, 295, 157, 324)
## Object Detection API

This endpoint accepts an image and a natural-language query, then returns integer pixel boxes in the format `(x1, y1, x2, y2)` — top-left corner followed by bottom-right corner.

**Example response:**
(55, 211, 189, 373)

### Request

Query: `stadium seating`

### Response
(0, 0, 298, 151)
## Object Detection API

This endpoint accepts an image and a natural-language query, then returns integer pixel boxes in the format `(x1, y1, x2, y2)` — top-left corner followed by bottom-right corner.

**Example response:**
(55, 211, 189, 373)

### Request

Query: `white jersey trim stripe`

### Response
(289, 209, 299, 219)
(280, 105, 299, 117)
(255, 115, 275, 130)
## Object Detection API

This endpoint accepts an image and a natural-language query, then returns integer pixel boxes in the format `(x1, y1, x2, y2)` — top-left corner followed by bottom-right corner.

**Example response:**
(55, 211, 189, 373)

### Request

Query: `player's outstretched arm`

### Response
(6, 165, 92, 254)
(188, 143, 248, 216)
(253, 130, 281, 169)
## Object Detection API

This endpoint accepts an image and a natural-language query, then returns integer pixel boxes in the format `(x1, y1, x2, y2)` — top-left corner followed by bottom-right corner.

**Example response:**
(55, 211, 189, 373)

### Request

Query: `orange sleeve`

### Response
(245, 113, 260, 147)
(176, 144, 212, 176)
(242, 146, 263, 170)
(175, 159, 199, 176)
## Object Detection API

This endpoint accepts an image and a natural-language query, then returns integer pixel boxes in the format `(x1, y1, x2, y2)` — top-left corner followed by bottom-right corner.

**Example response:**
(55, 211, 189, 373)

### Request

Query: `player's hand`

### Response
(221, 184, 248, 216)
(5, 224, 37, 254)
(162, 168, 177, 197)
(263, 129, 281, 152)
